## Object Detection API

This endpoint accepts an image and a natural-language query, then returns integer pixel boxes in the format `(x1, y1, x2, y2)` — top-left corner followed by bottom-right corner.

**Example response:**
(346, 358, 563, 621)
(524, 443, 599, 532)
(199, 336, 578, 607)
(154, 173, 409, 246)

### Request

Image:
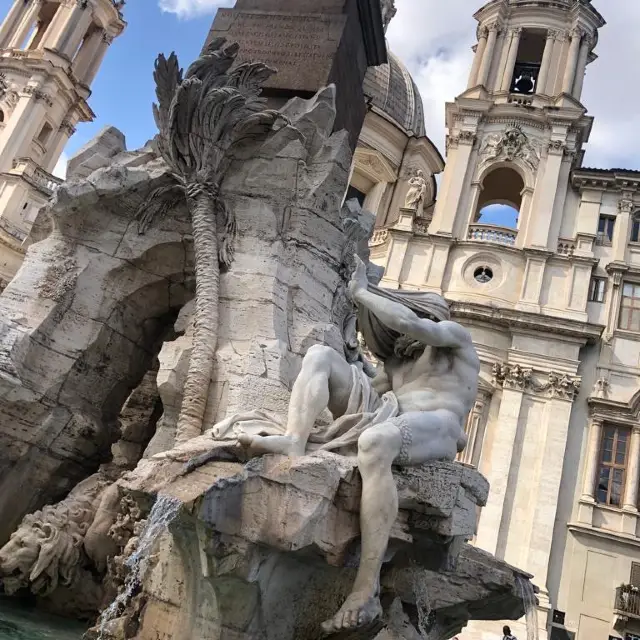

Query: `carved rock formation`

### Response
(114, 446, 532, 640)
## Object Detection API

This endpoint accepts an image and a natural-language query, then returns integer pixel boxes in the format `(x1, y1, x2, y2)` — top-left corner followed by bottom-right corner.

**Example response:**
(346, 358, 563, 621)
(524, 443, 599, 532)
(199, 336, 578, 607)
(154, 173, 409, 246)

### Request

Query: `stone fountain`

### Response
(0, 38, 536, 640)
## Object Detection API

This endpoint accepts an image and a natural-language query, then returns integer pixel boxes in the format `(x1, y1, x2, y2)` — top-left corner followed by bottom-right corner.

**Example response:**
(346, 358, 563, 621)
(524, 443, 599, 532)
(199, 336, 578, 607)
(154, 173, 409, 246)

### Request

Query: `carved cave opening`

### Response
(475, 166, 524, 230)
(0, 260, 194, 544)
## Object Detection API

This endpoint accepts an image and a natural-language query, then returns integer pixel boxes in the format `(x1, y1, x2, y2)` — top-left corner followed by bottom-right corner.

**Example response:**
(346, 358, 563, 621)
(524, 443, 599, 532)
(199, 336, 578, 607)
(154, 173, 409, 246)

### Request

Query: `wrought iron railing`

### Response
(615, 585, 640, 619)
(510, 62, 541, 95)
(467, 223, 517, 247)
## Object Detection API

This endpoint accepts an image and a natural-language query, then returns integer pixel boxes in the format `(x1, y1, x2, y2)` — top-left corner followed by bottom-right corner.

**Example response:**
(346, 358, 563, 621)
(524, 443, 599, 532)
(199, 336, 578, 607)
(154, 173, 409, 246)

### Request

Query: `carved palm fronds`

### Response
(139, 38, 281, 444)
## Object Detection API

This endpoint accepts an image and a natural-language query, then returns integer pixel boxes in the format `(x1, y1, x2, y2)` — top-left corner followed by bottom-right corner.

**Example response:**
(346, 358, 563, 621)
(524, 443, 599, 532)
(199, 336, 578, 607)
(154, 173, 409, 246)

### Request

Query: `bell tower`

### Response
(0, 0, 125, 286)
(429, 0, 605, 275)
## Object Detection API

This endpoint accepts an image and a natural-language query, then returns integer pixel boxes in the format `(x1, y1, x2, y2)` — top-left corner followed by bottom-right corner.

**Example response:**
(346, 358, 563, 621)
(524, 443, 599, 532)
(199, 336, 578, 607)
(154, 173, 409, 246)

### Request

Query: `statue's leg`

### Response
(321, 421, 401, 633)
(322, 409, 463, 633)
(239, 345, 353, 457)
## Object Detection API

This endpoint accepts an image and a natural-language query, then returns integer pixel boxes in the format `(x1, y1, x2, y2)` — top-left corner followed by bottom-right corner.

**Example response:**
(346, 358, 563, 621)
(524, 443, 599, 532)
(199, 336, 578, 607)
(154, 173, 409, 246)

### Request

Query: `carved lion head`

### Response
(0, 512, 84, 596)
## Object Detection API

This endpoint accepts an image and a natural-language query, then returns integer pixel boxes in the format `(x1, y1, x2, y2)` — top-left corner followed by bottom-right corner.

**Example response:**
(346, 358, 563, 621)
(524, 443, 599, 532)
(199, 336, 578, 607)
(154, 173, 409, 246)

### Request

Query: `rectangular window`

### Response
(596, 426, 629, 506)
(597, 215, 615, 245)
(631, 217, 640, 244)
(631, 562, 640, 587)
(588, 277, 606, 303)
(619, 283, 640, 332)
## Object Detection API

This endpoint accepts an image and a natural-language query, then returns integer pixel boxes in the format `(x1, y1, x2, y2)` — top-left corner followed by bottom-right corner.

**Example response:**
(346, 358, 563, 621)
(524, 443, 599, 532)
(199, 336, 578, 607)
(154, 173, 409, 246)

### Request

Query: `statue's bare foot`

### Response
(237, 433, 305, 457)
(321, 592, 382, 635)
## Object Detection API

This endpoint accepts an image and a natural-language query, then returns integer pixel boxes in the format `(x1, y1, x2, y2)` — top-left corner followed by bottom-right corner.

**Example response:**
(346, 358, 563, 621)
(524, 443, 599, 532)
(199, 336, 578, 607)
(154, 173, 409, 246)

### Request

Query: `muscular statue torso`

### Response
(372, 336, 479, 422)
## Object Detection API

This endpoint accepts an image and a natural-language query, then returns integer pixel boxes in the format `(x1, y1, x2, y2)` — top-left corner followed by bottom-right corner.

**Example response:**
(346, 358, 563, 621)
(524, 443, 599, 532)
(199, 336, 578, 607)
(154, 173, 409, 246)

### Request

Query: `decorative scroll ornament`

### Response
(481, 124, 540, 169)
(492, 363, 581, 400)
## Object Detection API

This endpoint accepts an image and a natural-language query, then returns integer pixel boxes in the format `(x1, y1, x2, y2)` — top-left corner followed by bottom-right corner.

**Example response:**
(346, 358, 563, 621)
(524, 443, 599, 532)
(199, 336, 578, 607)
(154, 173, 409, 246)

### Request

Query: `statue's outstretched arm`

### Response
(349, 257, 471, 349)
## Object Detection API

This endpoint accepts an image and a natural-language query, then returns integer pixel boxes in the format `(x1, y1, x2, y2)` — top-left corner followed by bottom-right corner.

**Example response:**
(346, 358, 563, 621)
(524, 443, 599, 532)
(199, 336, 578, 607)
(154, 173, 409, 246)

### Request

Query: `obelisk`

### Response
(204, 0, 387, 150)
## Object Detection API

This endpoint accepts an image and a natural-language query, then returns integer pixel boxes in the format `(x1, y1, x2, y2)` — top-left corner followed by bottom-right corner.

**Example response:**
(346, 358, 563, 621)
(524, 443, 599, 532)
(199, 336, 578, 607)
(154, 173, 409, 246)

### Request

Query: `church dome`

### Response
(363, 49, 426, 138)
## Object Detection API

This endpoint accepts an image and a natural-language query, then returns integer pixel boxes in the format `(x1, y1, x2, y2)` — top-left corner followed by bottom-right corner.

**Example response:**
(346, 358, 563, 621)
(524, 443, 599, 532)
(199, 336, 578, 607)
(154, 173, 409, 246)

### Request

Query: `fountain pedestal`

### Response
(110, 441, 535, 640)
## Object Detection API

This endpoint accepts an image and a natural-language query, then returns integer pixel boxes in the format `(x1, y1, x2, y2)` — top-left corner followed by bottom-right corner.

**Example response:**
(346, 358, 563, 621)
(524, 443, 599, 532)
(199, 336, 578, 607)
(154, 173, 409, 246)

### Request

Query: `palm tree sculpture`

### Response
(138, 38, 282, 444)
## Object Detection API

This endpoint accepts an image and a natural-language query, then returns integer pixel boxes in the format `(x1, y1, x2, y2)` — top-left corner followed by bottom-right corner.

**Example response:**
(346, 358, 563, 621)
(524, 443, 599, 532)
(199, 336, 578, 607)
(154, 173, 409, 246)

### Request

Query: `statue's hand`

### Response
(348, 256, 369, 301)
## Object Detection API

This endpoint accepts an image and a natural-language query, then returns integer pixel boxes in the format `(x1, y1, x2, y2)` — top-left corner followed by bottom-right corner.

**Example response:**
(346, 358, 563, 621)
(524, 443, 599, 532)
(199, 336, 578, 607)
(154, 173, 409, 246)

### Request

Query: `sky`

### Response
(1, 0, 637, 180)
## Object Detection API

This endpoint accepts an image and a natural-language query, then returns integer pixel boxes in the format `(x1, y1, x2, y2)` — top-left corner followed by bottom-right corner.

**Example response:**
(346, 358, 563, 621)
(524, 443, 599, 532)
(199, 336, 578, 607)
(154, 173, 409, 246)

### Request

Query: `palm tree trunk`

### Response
(174, 189, 219, 445)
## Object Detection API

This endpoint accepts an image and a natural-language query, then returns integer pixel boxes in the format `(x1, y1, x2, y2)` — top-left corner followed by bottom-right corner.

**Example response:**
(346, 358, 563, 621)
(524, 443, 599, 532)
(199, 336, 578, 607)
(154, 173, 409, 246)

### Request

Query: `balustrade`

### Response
(467, 223, 517, 247)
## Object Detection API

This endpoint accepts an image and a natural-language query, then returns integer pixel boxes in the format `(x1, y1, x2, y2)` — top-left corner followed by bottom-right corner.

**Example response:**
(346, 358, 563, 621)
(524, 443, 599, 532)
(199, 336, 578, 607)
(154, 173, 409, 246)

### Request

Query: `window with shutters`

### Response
(596, 426, 629, 507)
(631, 562, 640, 587)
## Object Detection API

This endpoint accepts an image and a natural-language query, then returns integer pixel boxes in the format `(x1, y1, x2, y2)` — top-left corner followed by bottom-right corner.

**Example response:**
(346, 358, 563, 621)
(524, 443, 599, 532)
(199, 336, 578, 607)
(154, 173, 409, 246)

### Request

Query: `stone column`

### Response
(468, 27, 488, 88)
(49, 0, 86, 54)
(60, 4, 93, 60)
(524, 142, 566, 249)
(475, 385, 524, 556)
(572, 34, 591, 100)
(72, 27, 104, 81)
(7, 0, 43, 49)
(81, 34, 111, 85)
(536, 30, 556, 95)
(477, 23, 498, 88)
(459, 391, 490, 467)
(500, 28, 521, 92)
(562, 28, 582, 95)
(43, 120, 75, 174)
(363, 180, 388, 218)
(0, 0, 30, 48)
(581, 418, 603, 502)
(623, 426, 640, 511)
(613, 199, 633, 263)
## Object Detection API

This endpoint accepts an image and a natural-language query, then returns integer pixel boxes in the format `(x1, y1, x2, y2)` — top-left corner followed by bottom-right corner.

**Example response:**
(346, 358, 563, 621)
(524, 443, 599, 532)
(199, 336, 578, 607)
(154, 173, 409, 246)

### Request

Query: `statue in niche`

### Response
(225, 257, 480, 634)
(404, 169, 428, 212)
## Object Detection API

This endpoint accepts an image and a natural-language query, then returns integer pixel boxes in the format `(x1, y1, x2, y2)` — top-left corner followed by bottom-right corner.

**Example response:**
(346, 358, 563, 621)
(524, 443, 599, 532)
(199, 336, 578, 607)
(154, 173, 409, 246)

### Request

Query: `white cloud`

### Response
(52, 152, 68, 180)
(158, 0, 232, 19)
(387, 0, 640, 170)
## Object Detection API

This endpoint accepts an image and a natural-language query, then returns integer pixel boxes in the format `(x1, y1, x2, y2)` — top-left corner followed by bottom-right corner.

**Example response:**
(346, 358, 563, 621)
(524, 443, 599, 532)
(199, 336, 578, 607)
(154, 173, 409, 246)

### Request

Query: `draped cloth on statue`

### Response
(210, 365, 399, 457)
(358, 284, 451, 361)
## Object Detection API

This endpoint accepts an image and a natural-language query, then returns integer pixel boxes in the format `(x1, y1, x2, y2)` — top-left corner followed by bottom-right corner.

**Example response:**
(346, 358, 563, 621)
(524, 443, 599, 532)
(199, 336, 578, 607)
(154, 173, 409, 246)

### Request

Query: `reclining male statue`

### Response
(234, 256, 481, 634)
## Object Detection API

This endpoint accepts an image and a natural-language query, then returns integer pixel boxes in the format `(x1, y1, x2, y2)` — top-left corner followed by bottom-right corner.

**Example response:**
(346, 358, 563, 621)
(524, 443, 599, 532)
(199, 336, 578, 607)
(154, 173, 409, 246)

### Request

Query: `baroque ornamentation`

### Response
(23, 86, 54, 108)
(60, 119, 77, 137)
(380, 0, 397, 32)
(481, 124, 539, 169)
(548, 140, 566, 153)
(493, 363, 581, 400)
(618, 199, 634, 214)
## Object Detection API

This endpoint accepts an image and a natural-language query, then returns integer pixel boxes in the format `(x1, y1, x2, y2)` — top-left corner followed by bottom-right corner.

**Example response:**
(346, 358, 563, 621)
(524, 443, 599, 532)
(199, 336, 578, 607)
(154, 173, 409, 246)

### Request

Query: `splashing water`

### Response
(411, 564, 433, 637)
(516, 575, 539, 640)
(97, 495, 182, 639)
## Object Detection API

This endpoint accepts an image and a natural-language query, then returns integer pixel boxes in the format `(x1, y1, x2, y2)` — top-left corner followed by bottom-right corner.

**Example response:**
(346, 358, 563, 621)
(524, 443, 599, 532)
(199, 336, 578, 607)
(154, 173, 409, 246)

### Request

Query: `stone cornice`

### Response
(588, 391, 640, 425)
(449, 301, 604, 344)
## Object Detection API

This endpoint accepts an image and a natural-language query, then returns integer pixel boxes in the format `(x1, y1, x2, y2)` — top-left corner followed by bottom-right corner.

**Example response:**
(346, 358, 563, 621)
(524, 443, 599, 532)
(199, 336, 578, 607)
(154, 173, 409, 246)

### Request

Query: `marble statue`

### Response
(404, 169, 428, 211)
(237, 255, 481, 634)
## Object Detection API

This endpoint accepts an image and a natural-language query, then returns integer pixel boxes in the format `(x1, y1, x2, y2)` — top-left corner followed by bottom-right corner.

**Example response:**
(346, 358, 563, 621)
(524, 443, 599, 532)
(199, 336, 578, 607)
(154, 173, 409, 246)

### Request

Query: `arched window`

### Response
(475, 167, 524, 229)
(0, 109, 5, 124)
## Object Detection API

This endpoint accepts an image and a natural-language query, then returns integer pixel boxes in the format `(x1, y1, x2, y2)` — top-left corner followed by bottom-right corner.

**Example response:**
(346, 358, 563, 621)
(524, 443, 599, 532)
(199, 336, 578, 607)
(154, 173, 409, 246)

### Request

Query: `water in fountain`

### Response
(411, 565, 433, 637)
(97, 494, 182, 638)
(516, 575, 539, 640)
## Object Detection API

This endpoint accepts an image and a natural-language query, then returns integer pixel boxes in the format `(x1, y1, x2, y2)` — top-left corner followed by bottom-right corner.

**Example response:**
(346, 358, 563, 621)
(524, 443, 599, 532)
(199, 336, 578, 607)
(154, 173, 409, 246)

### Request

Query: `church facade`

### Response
(0, 0, 125, 289)
(357, 1, 640, 639)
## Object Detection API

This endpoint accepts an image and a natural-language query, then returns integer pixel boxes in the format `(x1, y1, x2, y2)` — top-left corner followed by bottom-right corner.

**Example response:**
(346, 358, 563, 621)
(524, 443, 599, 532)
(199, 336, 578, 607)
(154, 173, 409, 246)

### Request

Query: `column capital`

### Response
(487, 21, 500, 33)
(509, 26, 522, 37)
(478, 26, 489, 39)
(547, 29, 560, 41)
(570, 26, 585, 40)
(618, 198, 634, 214)
(59, 119, 76, 137)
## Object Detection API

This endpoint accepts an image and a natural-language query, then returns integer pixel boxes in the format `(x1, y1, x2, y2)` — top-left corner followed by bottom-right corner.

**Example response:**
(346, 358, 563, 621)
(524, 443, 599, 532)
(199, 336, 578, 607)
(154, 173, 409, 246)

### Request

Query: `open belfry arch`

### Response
(0, 0, 125, 288)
